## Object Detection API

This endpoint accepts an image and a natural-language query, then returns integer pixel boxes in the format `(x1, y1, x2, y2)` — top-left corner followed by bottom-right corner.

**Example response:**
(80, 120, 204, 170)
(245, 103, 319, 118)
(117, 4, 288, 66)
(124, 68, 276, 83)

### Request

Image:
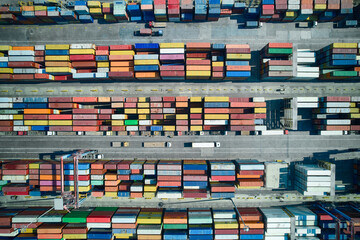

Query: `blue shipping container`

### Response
(226, 71, 251, 77)
(211, 170, 235, 176)
(151, 126, 163, 131)
(204, 102, 229, 108)
(24, 97, 48, 103)
(45, 50, 69, 55)
(134, 65, 159, 71)
(31, 126, 49, 131)
(118, 191, 130, 197)
(226, 61, 249, 66)
(135, 43, 160, 49)
(189, 235, 214, 240)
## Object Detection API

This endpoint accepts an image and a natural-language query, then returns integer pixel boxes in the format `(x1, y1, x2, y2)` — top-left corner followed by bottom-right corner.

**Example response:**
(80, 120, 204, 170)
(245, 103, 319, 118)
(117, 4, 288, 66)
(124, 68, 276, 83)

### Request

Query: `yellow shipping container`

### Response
(163, 125, 175, 131)
(97, 62, 109, 68)
(190, 96, 202, 102)
(204, 114, 229, 120)
(285, 11, 295, 17)
(160, 43, 185, 48)
(134, 59, 160, 65)
(34, 6, 47, 11)
(102, 2, 112, 7)
(351, 114, 360, 118)
(350, 108, 359, 113)
(66, 186, 91, 192)
(176, 114, 188, 120)
(214, 222, 239, 229)
(332, 43, 358, 49)
(69, 49, 95, 55)
(137, 216, 162, 224)
(190, 108, 202, 113)
(45, 44, 70, 50)
(98, 97, 110, 102)
(190, 126, 203, 131)
(124, 109, 137, 114)
(144, 185, 157, 192)
(350, 103, 356, 107)
(204, 96, 229, 102)
(138, 97, 148, 102)
(254, 108, 266, 113)
(29, 163, 40, 169)
(0, 45, 12, 51)
(226, 54, 251, 59)
(186, 71, 211, 77)
(164, 114, 175, 120)
(139, 115, 150, 120)
(143, 192, 156, 198)
(89, 8, 102, 14)
(24, 120, 49, 126)
(0, 68, 13, 74)
(138, 109, 150, 114)
(45, 67, 72, 73)
(45, 56, 70, 61)
(13, 115, 23, 120)
(0, 53, 4, 57)
(104, 192, 118, 197)
(110, 50, 135, 55)
(88, 1, 101, 7)
(212, 62, 224, 67)
(48, 120, 72, 126)
(112, 120, 124, 126)
(113, 233, 135, 239)
(21, 229, 36, 233)
(314, 3, 326, 9)
(63, 234, 87, 239)
(152, 120, 162, 125)
(138, 103, 149, 108)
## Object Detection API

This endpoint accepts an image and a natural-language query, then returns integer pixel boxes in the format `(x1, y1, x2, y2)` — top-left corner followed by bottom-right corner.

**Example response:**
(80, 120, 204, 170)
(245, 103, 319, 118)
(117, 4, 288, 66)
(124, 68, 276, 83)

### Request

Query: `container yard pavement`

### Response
(0, 135, 359, 160)
(0, 18, 359, 48)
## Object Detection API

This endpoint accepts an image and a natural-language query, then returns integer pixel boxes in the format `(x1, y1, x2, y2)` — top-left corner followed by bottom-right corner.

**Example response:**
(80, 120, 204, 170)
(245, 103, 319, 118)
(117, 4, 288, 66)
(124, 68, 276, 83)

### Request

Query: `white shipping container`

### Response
(8, 56, 35, 62)
(261, 130, 284, 135)
(8, 50, 35, 56)
(130, 185, 143, 192)
(13, 120, 24, 126)
(70, 43, 95, 49)
(13, 69, 37, 74)
(324, 102, 350, 108)
(210, 162, 235, 170)
(72, 73, 95, 78)
(267, 222, 291, 228)
(260, 207, 291, 223)
(288, 4, 300, 9)
(288, 0, 300, 3)
(95, 72, 107, 78)
(2, 175, 29, 181)
(297, 102, 318, 108)
(126, 126, 138, 131)
(163, 108, 176, 114)
(65, 170, 89, 175)
(112, 114, 127, 120)
(296, 164, 331, 176)
(139, 120, 152, 125)
(74, 5, 90, 13)
(325, 119, 351, 125)
(91, 175, 103, 180)
(0, 115, 13, 120)
(87, 223, 110, 229)
(296, 67, 319, 73)
(157, 191, 182, 198)
(297, 52, 315, 58)
(160, 48, 185, 54)
(301, 9, 313, 14)
(13, 126, 29, 131)
(204, 120, 228, 125)
(137, 225, 162, 235)
(0, 57, 8, 62)
(134, 54, 159, 60)
(295, 226, 321, 234)
(213, 210, 236, 219)
(214, 235, 239, 240)
(323, 108, 350, 113)
(0, 97, 12, 103)
(144, 170, 156, 175)
(296, 97, 318, 102)
(351, 96, 360, 102)
(35, 45, 45, 51)
(255, 126, 267, 131)
(157, 170, 182, 175)
(97, 68, 109, 73)
(297, 57, 316, 63)
(265, 228, 291, 234)
(65, 180, 90, 186)
(252, 97, 265, 102)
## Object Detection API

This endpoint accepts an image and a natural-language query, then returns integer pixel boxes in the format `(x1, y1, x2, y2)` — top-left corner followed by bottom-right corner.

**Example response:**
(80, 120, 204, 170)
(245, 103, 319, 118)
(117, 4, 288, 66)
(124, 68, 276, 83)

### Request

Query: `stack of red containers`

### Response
(48, 97, 74, 132)
(91, 160, 107, 197)
(37, 223, 66, 240)
(72, 97, 99, 132)
(29, 161, 40, 189)
(108, 45, 134, 80)
(168, 0, 180, 21)
(2, 161, 30, 195)
(39, 161, 60, 192)
(238, 208, 265, 238)
(104, 160, 119, 197)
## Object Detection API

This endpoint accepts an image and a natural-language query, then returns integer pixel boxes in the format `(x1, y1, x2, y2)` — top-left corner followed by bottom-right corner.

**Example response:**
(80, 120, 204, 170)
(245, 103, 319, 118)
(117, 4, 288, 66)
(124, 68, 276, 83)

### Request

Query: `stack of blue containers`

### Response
(208, 0, 221, 21)
(195, 0, 207, 20)
(127, 3, 142, 22)
(87, 229, 113, 240)
(74, 1, 93, 23)
(141, 0, 156, 21)
(188, 208, 213, 240)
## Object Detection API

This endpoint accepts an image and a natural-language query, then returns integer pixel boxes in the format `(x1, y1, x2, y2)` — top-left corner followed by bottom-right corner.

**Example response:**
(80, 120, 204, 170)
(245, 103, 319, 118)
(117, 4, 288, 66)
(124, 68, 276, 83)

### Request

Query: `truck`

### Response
(143, 142, 172, 148)
(192, 142, 221, 148)
(296, 21, 317, 28)
(111, 142, 129, 147)
(147, 21, 167, 28)
(134, 29, 163, 36)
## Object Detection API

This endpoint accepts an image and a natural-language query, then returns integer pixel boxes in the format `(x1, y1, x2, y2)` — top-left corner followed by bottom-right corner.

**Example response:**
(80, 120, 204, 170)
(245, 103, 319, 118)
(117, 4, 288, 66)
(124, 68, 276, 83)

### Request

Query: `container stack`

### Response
(340, 0, 353, 14)
(221, 0, 234, 17)
(9, 46, 41, 82)
(88, 1, 103, 19)
(117, 160, 132, 197)
(260, 43, 293, 80)
(295, 0, 313, 21)
(204, 96, 229, 131)
(168, 0, 181, 21)
(141, 0, 155, 22)
(134, 43, 160, 80)
(234, 160, 264, 190)
(0, 45, 12, 81)
(211, 43, 225, 80)
(150, 96, 163, 132)
(144, 160, 158, 198)
(108, 45, 134, 80)
(63, 222, 88, 239)
(74, 1, 93, 24)
(64, 162, 91, 193)
(188, 208, 214, 240)
(34, 45, 50, 81)
(112, 207, 140, 239)
(86, 207, 116, 230)
(317, 43, 359, 80)
(213, 209, 239, 240)
(286, 205, 321, 239)
(127, 3, 142, 22)
(181, 0, 194, 21)
(208, 0, 221, 21)
(29, 162, 40, 194)
(95, 45, 110, 77)
(159, 96, 175, 132)
(183, 160, 208, 198)
(154, 0, 167, 21)
(137, 208, 163, 240)
(125, 97, 139, 132)
(70, 43, 96, 80)
(188, 97, 202, 132)
(113, 0, 128, 21)
(294, 49, 319, 80)
(209, 160, 236, 198)
(102, 2, 117, 23)
(294, 164, 332, 196)
(186, 42, 212, 80)
(175, 96, 189, 131)
(225, 44, 252, 80)
(104, 161, 119, 197)
(163, 209, 188, 239)
(313, 96, 353, 135)
(39, 161, 60, 193)
(194, 0, 208, 20)
(138, 98, 150, 132)
(237, 208, 265, 240)
(264, 161, 290, 190)
(91, 160, 106, 197)
(260, 207, 291, 240)
(2, 161, 30, 196)
(260, 0, 275, 22)
(159, 43, 185, 81)
(157, 160, 182, 198)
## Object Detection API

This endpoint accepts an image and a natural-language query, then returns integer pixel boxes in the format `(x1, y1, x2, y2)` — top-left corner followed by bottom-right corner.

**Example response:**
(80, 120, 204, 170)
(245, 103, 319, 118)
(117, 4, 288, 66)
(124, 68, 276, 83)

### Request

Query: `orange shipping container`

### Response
(226, 44, 250, 49)
(12, 46, 35, 51)
(111, 102, 124, 108)
(237, 174, 262, 179)
(109, 55, 134, 61)
(98, 97, 111, 102)
(105, 173, 118, 180)
(238, 179, 264, 186)
(105, 180, 121, 186)
(204, 108, 229, 113)
(111, 67, 134, 72)
(176, 102, 188, 108)
(135, 72, 159, 78)
(190, 120, 203, 125)
(40, 175, 60, 180)
(45, 62, 72, 67)
(227, 65, 251, 71)
(186, 65, 211, 71)
(239, 221, 264, 228)
(111, 61, 134, 67)
(96, 50, 109, 55)
(138, 235, 162, 240)
(72, 126, 99, 131)
(24, 109, 53, 114)
(187, 42, 211, 49)
(230, 120, 255, 125)
(176, 96, 188, 102)
(268, 43, 293, 48)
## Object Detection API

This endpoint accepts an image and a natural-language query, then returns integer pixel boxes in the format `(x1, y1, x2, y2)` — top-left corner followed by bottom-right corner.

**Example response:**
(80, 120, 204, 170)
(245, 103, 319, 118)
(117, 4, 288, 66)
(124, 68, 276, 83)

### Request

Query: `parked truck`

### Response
(143, 142, 171, 148)
(192, 142, 221, 148)
(111, 142, 129, 147)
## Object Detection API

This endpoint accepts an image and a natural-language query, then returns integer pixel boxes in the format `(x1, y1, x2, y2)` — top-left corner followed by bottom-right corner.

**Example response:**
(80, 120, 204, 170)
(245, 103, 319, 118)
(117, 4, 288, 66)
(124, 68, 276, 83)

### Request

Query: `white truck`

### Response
(143, 142, 172, 148)
(192, 142, 221, 148)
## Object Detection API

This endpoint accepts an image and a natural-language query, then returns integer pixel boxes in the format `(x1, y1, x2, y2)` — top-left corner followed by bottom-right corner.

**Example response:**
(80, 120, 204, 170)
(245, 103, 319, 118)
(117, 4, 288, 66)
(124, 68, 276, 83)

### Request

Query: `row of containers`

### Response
(0, 42, 359, 81)
(0, 96, 268, 134)
(0, 0, 358, 25)
(1, 204, 360, 239)
(0, 159, 337, 198)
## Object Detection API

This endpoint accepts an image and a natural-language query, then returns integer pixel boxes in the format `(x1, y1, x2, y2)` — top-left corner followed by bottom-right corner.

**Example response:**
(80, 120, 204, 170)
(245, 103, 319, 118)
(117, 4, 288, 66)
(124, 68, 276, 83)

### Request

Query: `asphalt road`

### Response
(0, 135, 359, 160)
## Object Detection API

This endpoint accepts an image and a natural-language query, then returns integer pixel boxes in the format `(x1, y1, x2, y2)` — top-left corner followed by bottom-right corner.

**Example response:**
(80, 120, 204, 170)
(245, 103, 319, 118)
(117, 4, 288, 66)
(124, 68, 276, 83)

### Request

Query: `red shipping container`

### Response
(8, 62, 40, 68)
(164, 102, 175, 108)
(161, 71, 185, 77)
(99, 114, 111, 120)
(160, 66, 184, 71)
(110, 45, 133, 50)
(118, 175, 130, 180)
(351, 126, 360, 131)
(190, 120, 203, 125)
(48, 97, 73, 102)
(13, 74, 34, 80)
(212, 66, 224, 72)
(183, 189, 207, 198)
(126, 97, 138, 103)
(230, 98, 249, 103)
(184, 170, 206, 175)
(73, 109, 99, 114)
(240, 229, 265, 234)
(96, 50, 109, 55)
(150, 96, 162, 102)
(215, 229, 239, 235)
(48, 103, 76, 109)
(186, 53, 208, 58)
(186, 59, 211, 65)
(65, 175, 90, 181)
(72, 126, 99, 131)
(23, 115, 48, 120)
(54, 76, 69, 81)
(268, 42, 293, 48)
(0, 121, 13, 126)
(324, 96, 351, 102)
(112, 126, 126, 131)
(157, 181, 182, 187)
(4, 191, 29, 196)
(163, 96, 175, 102)
(255, 114, 266, 119)
(69, 55, 95, 61)
(212, 72, 223, 78)
(204, 108, 229, 114)
(211, 184, 235, 191)
(176, 96, 188, 102)
(72, 61, 97, 68)
(150, 114, 164, 120)
(0, 127, 13, 131)
(190, 114, 202, 119)
(226, 48, 251, 54)
(48, 115, 72, 120)
(73, 114, 98, 120)
(124, 102, 137, 108)
(230, 114, 255, 119)
(230, 126, 255, 131)
(118, 160, 133, 169)
(111, 97, 125, 102)
(108, 55, 134, 61)
(72, 97, 98, 103)
(158, 176, 182, 181)
(109, 71, 134, 78)
(96, 46, 109, 50)
(187, 42, 211, 49)
(176, 120, 188, 125)
(0, 74, 12, 79)
(176, 126, 188, 131)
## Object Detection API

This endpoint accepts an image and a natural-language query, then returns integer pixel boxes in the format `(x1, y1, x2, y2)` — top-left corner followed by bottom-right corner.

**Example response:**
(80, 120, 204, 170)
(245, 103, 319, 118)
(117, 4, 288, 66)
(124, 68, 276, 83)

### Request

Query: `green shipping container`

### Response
(94, 207, 118, 211)
(63, 210, 91, 223)
(91, 180, 104, 185)
(268, 48, 293, 55)
(331, 71, 358, 77)
(125, 120, 138, 126)
(164, 224, 188, 229)
(0, 109, 21, 114)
